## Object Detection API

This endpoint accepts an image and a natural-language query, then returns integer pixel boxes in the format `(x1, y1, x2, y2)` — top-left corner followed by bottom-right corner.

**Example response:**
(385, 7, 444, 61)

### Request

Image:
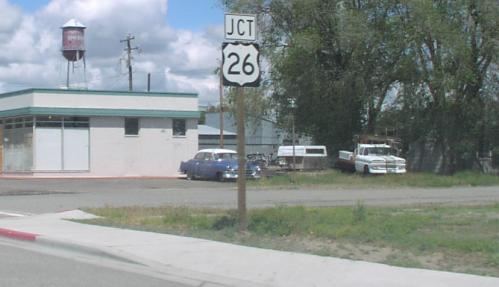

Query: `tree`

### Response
(221, 0, 499, 173)
(222, 0, 410, 152)
(395, 0, 499, 173)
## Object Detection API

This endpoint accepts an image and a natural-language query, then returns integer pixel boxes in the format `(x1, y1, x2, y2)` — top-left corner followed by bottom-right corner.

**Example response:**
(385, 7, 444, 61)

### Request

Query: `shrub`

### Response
(352, 201, 367, 224)
(212, 215, 237, 230)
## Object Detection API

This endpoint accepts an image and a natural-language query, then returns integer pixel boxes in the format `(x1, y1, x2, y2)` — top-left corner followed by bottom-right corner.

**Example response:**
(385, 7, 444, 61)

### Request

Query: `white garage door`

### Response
(35, 128, 62, 171)
(35, 127, 89, 171)
(63, 128, 89, 170)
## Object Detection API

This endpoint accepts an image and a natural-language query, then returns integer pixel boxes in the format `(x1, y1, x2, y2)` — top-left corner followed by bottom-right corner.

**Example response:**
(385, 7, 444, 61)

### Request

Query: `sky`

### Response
(0, 0, 226, 105)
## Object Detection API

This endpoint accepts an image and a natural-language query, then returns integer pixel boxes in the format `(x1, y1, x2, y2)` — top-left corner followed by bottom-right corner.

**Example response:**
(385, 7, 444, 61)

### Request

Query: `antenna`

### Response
(120, 34, 139, 91)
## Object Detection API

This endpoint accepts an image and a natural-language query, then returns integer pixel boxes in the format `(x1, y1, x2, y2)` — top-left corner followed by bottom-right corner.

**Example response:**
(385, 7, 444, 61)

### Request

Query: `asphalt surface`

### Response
(0, 178, 498, 214)
(0, 241, 192, 287)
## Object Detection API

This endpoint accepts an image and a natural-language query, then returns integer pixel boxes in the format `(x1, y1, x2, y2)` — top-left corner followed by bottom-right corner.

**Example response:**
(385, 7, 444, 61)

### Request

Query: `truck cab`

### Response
(354, 144, 406, 174)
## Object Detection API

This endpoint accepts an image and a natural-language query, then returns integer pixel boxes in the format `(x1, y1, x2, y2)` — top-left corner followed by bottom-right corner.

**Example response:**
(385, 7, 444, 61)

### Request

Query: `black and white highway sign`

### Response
(222, 42, 260, 87)
(224, 14, 257, 42)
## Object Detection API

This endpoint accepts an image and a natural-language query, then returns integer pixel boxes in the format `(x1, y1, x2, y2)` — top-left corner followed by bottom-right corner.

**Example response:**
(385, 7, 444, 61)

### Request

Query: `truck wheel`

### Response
(363, 165, 370, 175)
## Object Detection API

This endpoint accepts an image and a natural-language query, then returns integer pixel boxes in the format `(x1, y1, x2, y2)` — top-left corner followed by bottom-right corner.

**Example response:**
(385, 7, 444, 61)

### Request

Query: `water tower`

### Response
(61, 19, 86, 88)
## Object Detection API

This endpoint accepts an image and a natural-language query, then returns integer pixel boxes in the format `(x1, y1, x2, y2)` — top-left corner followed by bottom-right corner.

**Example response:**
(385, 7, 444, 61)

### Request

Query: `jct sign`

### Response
(222, 42, 260, 87)
(225, 14, 256, 42)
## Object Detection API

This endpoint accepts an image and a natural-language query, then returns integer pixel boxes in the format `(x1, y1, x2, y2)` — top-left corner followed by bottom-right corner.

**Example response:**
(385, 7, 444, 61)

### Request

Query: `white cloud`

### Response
(0, 0, 22, 34)
(170, 30, 220, 72)
(164, 66, 219, 104)
(0, 0, 222, 104)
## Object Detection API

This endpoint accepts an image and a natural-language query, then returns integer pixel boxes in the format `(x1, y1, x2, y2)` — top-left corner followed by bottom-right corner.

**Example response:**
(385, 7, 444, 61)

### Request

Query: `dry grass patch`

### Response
(80, 204, 499, 277)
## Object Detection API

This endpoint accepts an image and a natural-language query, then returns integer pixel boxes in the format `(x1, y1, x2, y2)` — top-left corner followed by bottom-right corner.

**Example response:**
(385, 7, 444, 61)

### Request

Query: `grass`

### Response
(253, 169, 499, 188)
(80, 204, 499, 277)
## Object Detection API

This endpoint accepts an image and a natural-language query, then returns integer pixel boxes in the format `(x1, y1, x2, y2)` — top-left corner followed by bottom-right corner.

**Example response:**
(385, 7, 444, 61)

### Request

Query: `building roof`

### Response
(0, 88, 197, 99)
(198, 125, 236, 136)
(198, 148, 237, 154)
(0, 88, 200, 119)
(0, 107, 200, 118)
(205, 111, 277, 124)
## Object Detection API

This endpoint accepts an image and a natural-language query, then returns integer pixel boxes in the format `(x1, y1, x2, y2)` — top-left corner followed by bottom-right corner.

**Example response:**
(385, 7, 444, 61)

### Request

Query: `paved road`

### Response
(0, 178, 498, 214)
(0, 240, 192, 287)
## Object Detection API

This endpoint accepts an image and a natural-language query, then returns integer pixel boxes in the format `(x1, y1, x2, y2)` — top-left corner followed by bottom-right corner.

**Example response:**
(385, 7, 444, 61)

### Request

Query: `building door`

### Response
(35, 127, 90, 171)
(35, 128, 62, 170)
(63, 128, 89, 170)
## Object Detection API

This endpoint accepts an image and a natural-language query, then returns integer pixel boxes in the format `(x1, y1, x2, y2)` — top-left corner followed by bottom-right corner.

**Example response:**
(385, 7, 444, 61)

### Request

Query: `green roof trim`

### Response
(0, 88, 198, 99)
(0, 107, 200, 118)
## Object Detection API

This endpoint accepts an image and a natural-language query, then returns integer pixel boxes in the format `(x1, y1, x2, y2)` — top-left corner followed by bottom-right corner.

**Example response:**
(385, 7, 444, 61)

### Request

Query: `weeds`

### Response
(81, 204, 499, 277)
(251, 169, 499, 188)
(352, 201, 367, 224)
(212, 214, 237, 230)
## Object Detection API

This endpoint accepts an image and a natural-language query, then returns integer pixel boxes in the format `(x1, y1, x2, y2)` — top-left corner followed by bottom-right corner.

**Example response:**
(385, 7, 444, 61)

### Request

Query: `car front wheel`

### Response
(216, 172, 225, 182)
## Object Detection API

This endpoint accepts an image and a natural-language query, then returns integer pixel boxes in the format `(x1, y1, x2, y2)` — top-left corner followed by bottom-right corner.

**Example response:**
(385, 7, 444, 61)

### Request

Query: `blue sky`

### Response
(167, 0, 224, 30)
(8, 0, 225, 31)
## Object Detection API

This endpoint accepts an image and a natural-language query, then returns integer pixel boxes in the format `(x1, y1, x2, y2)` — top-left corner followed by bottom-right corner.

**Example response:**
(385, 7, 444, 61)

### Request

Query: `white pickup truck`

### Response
(337, 144, 406, 174)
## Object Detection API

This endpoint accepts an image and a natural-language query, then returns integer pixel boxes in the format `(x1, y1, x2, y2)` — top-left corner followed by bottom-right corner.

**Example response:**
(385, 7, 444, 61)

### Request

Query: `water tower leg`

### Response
(66, 60, 70, 89)
(83, 55, 87, 89)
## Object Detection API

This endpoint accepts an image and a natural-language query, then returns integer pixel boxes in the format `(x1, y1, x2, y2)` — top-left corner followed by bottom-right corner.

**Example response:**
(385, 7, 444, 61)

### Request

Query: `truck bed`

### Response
(336, 150, 355, 172)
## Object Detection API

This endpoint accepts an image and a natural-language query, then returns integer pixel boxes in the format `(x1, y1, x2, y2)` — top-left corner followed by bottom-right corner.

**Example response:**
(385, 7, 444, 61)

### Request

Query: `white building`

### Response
(0, 88, 199, 177)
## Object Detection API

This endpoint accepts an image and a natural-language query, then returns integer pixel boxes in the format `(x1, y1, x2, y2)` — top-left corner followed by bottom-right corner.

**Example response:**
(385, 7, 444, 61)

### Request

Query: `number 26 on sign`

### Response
(222, 42, 260, 87)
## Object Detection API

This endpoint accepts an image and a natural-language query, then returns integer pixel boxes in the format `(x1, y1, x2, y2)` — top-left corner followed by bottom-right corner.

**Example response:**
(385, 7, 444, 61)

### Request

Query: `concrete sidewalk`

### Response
(0, 210, 498, 287)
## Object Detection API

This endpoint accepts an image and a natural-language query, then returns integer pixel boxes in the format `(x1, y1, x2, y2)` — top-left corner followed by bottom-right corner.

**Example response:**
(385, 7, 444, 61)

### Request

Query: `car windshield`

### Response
(367, 147, 392, 156)
(215, 153, 238, 160)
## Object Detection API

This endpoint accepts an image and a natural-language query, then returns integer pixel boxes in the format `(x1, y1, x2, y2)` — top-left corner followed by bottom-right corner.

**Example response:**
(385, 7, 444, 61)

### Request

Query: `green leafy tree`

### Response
(222, 0, 413, 153)
(395, 0, 499, 173)
(221, 0, 499, 173)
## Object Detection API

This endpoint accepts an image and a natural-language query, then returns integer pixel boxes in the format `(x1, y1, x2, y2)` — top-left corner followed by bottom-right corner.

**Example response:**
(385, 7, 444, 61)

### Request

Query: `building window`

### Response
(35, 116, 63, 128)
(125, 118, 139, 136)
(2, 117, 34, 171)
(173, 119, 186, 136)
(63, 116, 90, 128)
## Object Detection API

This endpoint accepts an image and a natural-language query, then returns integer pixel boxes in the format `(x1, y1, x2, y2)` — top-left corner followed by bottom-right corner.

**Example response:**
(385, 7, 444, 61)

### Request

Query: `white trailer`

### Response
(277, 145, 328, 170)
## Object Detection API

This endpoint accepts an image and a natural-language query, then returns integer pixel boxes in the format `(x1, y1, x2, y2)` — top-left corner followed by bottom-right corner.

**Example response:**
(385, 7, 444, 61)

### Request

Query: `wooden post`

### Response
(0, 125, 3, 173)
(219, 61, 224, 148)
(66, 61, 70, 89)
(236, 86, 247, 231)
(147, 73, 151, 92)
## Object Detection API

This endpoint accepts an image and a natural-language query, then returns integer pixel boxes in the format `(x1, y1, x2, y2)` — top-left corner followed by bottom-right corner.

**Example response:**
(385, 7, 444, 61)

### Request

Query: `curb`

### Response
(0, 228, 38, 241)
(0, 227, 137, 264)
(0, 175, 183, 180)
(36, 236, 142, 265)
(0, 227, 267, 287)
(35, 236, 269, 287)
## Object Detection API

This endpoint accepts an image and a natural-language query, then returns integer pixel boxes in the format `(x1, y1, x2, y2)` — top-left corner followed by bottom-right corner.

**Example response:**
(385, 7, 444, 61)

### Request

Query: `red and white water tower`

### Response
(61, 19, 86, 88)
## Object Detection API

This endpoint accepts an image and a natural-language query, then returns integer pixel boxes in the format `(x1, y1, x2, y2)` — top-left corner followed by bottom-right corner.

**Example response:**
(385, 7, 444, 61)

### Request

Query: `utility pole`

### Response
(236, 86, 247, 231)
(120, 34, 138, 91)
(147, 73, 151, 92)
(289, 98, 297, 170)
(219, 61, 224, 148)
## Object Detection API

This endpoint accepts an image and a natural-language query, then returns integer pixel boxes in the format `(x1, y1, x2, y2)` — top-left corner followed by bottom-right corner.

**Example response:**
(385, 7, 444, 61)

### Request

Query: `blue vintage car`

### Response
(179, 149, 262, 181)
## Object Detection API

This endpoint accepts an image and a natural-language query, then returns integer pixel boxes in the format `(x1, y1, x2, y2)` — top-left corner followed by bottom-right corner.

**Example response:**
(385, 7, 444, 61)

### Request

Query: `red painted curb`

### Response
(0, 175, 183, 180)
(0, 228, 38, 241)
